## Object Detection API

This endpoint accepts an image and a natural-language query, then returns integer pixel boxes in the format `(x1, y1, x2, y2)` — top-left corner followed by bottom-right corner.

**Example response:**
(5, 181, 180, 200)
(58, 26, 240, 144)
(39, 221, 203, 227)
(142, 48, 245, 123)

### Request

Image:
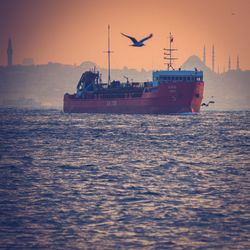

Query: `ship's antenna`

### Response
(164, 32, 178, 70)
(104, 25, 113, 85)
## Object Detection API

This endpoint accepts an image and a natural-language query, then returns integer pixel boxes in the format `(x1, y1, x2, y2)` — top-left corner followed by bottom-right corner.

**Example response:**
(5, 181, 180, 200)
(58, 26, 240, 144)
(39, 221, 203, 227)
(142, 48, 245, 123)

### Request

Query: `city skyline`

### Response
(2, 37, 242, 73)
(0, 0, 249, 70)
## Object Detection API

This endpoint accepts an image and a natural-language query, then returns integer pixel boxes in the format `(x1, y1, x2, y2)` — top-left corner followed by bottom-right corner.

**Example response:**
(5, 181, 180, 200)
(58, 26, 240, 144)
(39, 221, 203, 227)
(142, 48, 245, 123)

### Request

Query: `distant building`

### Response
(7, 38, 13, 67)
(228, 56, 231, 71)
(22, 58, 34, 66)
(203, 45, 206, 65)
(212, 45, 215, 72)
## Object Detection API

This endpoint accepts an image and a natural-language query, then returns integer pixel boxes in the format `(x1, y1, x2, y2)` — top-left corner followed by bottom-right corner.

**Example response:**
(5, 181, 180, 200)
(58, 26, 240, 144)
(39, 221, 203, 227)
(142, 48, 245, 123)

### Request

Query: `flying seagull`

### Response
(121, 33, 153, 47)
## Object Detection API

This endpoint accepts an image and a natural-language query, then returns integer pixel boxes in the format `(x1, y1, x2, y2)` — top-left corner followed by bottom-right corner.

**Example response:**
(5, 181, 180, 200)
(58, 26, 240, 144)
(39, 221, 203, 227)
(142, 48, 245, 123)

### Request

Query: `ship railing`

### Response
(158, 76, 203, 82)
(99, 82, 146, 89)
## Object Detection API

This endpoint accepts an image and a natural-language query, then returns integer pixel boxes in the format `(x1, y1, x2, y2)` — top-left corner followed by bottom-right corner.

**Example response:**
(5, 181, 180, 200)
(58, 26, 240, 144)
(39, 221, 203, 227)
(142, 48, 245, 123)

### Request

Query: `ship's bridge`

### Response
(152, 70, 203, 86)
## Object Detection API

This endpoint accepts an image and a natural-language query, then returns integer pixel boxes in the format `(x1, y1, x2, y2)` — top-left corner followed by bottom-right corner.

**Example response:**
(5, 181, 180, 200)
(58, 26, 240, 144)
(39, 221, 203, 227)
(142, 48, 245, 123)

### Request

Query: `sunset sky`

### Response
(0, 0, 249, 70)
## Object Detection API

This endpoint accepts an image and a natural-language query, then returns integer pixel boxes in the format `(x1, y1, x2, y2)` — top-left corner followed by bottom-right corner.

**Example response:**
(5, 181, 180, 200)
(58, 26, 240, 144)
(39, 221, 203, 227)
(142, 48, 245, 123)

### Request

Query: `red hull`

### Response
(64, 81, 204, 114)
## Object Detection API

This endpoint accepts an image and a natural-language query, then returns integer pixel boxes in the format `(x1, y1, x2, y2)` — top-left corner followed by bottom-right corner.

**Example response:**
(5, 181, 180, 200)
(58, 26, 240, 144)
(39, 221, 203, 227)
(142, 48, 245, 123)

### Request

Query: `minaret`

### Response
(203, 45, 206, 65)
(228, 56, 231, 71)
(7, 38, 13, 67)
(212, 45, 215, 72)
(236, 55, 240, 70)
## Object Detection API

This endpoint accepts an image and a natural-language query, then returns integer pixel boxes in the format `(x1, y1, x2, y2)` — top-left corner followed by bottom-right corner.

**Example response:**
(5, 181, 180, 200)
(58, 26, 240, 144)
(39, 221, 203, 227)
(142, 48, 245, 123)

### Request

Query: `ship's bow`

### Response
(191, 81, 204, 112)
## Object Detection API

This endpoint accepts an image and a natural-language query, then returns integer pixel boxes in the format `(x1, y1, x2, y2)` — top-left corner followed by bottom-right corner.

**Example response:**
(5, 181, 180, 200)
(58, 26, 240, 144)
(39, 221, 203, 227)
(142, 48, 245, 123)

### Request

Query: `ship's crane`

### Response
(103, 25, 113, 86)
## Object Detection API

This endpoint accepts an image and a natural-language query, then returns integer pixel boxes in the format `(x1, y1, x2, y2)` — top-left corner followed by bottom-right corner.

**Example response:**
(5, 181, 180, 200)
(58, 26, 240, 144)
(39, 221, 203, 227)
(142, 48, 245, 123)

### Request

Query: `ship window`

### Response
(195, 93, 200, 98)
(183, 77, 186, 81)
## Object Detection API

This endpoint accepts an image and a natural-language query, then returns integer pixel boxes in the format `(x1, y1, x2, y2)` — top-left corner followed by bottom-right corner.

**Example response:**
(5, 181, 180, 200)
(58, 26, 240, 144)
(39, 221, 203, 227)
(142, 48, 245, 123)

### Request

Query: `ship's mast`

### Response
(164, 32, 178, 70)
(104, 25, 113, 85)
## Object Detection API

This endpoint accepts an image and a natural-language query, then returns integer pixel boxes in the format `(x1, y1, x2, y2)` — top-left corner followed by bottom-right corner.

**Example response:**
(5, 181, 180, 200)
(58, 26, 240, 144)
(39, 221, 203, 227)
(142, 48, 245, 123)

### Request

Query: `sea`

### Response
(0, 108, 249, 249)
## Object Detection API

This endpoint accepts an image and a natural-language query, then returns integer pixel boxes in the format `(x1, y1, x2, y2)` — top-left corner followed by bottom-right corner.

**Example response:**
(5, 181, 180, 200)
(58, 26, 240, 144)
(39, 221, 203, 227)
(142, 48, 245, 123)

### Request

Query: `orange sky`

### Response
(0, 0, 249, 70)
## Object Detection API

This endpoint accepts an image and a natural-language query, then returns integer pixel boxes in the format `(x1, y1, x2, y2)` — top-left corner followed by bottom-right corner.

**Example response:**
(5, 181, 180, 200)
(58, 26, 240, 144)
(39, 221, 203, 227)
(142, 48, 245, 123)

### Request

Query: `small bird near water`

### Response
(121, 33, 153, 47)
(201, 101, 215, 107)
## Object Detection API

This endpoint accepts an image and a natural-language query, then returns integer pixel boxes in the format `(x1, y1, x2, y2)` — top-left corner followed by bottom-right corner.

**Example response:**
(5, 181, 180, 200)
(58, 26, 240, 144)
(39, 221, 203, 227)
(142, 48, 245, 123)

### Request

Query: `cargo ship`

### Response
(63, 28, 204, 114)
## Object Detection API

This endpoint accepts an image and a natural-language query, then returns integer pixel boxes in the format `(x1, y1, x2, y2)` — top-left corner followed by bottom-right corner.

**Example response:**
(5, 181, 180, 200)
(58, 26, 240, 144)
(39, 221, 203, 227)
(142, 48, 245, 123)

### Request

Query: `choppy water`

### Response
(0, 108, 249, 249)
